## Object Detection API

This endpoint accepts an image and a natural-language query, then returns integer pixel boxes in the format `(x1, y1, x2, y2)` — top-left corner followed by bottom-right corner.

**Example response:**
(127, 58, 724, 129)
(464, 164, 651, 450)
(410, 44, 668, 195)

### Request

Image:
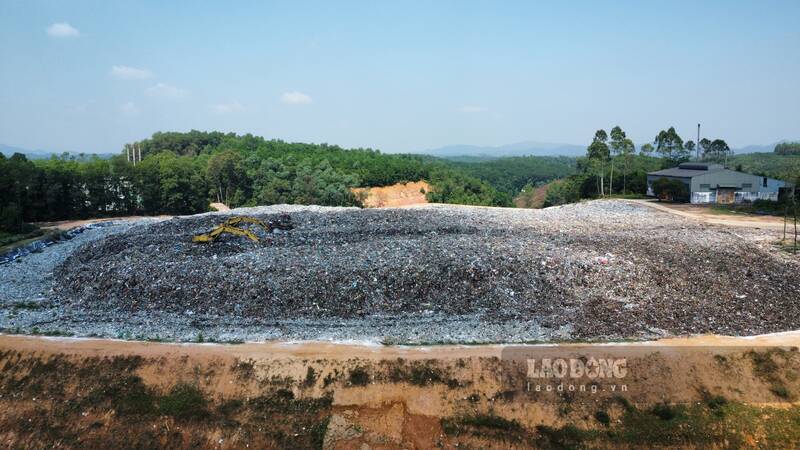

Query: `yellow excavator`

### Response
(192, 216, 292, 244)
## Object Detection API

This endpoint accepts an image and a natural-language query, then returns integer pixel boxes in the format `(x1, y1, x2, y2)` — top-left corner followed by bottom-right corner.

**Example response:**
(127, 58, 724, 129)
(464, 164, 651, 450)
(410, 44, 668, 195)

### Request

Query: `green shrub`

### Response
(159, 383, 208, 419)
(347, 366, 370, 386)
(651, 178, 689, 202)
(595, 410, 611, 425)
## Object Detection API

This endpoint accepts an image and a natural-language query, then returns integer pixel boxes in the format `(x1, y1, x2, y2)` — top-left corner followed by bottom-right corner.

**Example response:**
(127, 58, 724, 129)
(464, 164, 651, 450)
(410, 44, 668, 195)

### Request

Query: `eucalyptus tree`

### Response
(609, 126, 627, 194)
(587, 129, 610, 196)
(654, 127, 689, 166)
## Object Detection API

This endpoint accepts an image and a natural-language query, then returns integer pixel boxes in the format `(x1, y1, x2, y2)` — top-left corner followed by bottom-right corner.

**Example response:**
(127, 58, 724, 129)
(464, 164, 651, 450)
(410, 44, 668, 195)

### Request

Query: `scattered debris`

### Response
(32, 200, 800, 341)
(0, 222, 120, 265)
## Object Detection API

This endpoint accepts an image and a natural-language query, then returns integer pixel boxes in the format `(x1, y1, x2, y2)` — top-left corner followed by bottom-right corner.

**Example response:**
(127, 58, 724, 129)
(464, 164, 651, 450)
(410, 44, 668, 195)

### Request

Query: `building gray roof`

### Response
(647, 167, 712, 178)
(648, 162, 725, 178)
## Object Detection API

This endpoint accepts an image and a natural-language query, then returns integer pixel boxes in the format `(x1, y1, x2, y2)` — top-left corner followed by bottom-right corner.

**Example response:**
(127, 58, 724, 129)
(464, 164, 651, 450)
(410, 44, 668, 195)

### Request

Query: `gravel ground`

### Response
(1, 200, 798, 343)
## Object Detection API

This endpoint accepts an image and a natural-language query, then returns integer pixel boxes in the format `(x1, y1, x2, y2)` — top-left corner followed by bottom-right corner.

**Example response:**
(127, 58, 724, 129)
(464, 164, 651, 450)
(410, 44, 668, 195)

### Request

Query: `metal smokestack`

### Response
(697, 123, 701, 160)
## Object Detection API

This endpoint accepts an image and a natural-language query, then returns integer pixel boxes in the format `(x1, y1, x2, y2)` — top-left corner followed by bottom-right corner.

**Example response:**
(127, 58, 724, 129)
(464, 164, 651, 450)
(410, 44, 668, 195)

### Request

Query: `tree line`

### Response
(775, 142, 800, 156)
(444, 156, 576, 199)
(0, 131, 508, 233)
(544, 126, 735, 206)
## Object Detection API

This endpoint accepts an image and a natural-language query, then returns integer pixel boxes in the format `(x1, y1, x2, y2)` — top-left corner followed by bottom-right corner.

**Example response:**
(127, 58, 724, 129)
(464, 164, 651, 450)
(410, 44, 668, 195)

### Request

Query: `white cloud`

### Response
(119, 102, 139, 116)
(211, 101, 245, 114)
(457, 105, 487, 113)
(46, 23, 80, 38)
(110, 65, 153, 80)
(145, 82, 188, 99)
(280, 91, 313, 105)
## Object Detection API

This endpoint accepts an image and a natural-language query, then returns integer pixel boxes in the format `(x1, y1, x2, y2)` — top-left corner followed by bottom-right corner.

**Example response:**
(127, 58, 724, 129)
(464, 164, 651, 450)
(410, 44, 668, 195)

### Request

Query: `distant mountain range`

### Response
(0, 144, 114, 160)
(421, 140, 794, 159)
(733, 143, 786, 154)
(421, 141, 587, 159)
(2, 139, 794, 161)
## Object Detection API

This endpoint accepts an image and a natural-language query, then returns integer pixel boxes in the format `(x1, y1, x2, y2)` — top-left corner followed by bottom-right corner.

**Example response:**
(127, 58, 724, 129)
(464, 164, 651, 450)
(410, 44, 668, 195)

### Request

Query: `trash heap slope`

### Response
(54, 201, 800, 339)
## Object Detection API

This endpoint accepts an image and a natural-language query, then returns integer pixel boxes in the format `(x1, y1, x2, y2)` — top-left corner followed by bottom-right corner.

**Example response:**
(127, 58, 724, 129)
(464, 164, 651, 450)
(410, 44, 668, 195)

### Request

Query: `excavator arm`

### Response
(192, 215, 293, 244)
(192, 224, 261, 244)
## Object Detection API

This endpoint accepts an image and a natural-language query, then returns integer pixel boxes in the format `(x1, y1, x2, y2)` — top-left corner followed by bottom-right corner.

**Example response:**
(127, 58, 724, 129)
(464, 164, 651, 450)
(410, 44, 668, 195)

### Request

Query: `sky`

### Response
(1, 0, 798, 154)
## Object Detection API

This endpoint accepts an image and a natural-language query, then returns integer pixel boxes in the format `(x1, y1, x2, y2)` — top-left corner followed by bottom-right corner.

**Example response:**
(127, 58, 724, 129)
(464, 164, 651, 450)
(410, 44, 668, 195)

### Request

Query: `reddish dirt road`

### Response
(627, 199, 790, 231)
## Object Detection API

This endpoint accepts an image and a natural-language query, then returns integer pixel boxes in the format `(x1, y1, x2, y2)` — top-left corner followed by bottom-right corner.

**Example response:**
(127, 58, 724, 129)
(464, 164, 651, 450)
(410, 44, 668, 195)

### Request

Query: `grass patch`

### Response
(408, 364, 443, 385)
(443, 414, 528, 442)
(217, 398, 243, 417)
(439, 400, 800, 448)
(747, 348, 795, 400)
(535, 424, 595, 449)
(594, 410, 610, 426)
(303, 367, 318, 388)
(614, 395, 635, 412)
(347, 366, 370, 386)
(650, 403, 680, 421)
(698, 388, 728, 412)
(231, 359, 255, 380)
(248, 390, 332, 415)
(771, 385, 791, 399)
(109, 377, 158, 416)
(383, 360, 459, 387)
(158, 383, 208, 420)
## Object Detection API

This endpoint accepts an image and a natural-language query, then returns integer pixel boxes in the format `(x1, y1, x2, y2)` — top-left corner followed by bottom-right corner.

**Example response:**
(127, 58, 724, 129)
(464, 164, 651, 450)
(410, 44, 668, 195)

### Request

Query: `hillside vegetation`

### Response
(444, 156, 576, 197)
(0, 131, 515, 233)
(3, 129, 798, 235)
(539, 127, 800, 208)
(730, 152, 800, 182)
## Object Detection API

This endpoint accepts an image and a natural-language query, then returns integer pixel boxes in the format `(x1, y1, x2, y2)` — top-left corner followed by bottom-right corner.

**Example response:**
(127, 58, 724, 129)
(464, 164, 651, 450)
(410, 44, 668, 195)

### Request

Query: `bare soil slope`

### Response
(352, 181, 430, 207)
(1, 334, 799, 449)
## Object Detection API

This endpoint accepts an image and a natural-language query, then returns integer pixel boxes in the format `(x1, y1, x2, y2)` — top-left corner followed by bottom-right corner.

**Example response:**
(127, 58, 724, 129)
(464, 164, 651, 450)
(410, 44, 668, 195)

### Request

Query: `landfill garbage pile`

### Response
(0, 222, 120, 265)
(53, 201, 800, 340)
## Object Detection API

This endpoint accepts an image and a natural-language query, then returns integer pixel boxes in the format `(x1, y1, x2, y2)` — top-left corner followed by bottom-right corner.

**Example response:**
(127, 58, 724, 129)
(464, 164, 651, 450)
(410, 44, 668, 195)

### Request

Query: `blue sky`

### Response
(1, 0, 798, 154)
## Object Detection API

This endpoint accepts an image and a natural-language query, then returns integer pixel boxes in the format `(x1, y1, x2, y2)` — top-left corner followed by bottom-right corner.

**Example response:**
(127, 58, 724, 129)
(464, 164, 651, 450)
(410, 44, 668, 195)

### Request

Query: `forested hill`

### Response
(3, 131, 544, 231)
(443, 156, 577, 197)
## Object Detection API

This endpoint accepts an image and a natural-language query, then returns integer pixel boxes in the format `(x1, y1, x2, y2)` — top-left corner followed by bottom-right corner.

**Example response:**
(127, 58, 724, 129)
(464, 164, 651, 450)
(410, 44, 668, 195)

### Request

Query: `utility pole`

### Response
(794, 186, 798, 254)
(696, 123, 701, 161)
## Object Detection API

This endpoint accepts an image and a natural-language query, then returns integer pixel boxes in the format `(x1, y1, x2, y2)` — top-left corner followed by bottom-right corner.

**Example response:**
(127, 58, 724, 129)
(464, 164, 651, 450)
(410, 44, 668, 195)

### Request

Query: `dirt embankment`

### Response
(352, 181, 430, 208)
(1, 334, 800, 449)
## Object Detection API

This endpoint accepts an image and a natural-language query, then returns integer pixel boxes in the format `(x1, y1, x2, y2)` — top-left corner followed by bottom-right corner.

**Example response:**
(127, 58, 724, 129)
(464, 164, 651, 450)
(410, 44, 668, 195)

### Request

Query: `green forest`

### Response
(444, 156, 577, 198)
(2, 129, 798, 236)
(0, 131, 516, 233)
(542, 127, 799, 207)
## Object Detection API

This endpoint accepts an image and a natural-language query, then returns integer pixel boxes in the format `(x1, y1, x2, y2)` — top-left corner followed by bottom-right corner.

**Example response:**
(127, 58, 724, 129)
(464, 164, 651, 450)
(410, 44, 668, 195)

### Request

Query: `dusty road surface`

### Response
(629, 199, 790, 231)
(1, 333, 799, 449)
